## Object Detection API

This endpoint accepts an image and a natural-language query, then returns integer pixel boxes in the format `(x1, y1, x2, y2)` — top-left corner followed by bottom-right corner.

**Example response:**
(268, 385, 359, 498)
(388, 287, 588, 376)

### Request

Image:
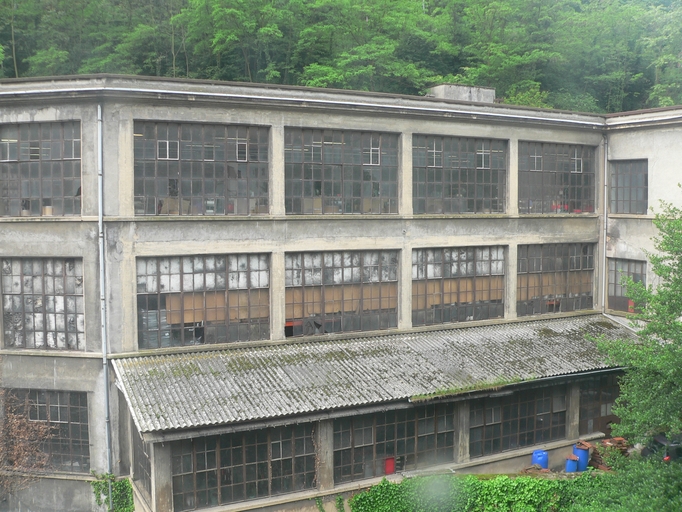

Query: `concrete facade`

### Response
(0, 75, 677, 511)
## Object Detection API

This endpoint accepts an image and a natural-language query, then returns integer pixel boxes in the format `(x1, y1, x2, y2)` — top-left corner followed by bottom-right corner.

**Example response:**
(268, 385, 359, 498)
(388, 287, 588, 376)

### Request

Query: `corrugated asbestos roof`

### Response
(113, 315, 633, 434)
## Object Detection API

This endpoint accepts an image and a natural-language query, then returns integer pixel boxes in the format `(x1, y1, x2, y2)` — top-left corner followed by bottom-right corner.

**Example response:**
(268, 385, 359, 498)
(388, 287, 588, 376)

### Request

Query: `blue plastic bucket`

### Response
(565, 457, 578, 473)
(531, 449, 549, 469)
(573, 444, 589, 471)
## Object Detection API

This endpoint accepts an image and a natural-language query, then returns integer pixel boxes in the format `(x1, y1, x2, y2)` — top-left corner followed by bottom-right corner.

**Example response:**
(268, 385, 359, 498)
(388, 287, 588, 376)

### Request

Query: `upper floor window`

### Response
(610, 160, 647, 214)
(413, 136, 507, 214)
(10, 389, 90, 473)
(136, 254, 269, 348)
(284, 129, 398, 215)
(608, 258, 646, 312)
(334, 404, 455, 484)
(518, 142, 595, 214)
(285, 251, 398, 336)
(171, 424, 315, 509)
(470, 386, 566, 458)
(517, 243, 594, 316)
(412, 246, 505, 326)
(1, 258, 85, 350)
(134, 122, 269, 216)
(0, 122, 81, 217)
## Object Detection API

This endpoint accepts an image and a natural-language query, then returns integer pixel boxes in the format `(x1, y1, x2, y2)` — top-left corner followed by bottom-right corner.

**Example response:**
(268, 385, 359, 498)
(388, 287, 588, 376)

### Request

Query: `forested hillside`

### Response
(1, 0, 681, 112)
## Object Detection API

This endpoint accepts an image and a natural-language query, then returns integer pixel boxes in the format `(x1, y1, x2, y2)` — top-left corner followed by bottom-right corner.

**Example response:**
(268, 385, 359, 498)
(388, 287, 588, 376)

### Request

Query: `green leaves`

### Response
(600, 198, 682, 441)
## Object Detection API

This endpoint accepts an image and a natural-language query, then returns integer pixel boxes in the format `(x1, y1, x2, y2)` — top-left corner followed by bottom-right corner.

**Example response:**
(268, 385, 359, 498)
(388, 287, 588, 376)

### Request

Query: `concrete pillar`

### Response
(505, 244, 518, 320)
(455, 401, 470, 463)
(567, 381, 581, 439)
(270, 251, 286, 341)
(400, 132, 413, 216)
(151, 442, 172, 512)
(317, 420, 335, 491)
(507, 137, 519, 216)
(398, 244, 413, 330)
(270, 122, 286, 216)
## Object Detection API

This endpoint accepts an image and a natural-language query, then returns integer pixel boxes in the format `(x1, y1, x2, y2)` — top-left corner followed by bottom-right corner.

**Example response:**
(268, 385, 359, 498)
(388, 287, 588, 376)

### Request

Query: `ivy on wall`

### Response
(91, 472, 135, 512)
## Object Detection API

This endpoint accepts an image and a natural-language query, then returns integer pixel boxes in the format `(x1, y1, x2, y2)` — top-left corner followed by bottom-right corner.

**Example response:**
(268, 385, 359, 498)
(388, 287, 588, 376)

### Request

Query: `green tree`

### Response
(601, 199, 682, 441)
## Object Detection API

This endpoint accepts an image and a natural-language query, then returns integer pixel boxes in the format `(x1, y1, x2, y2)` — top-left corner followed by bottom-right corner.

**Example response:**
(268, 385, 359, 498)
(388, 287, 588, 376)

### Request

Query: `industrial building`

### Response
(0, 75, 670, 511)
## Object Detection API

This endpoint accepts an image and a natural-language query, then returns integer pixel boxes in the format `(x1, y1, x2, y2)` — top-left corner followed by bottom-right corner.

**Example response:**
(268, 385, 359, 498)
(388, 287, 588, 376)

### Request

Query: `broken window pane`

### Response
(1, 258, 85, 350)
(412, 246, 505, 326)
(136, 254, 270, 348)
(285, 250, 398, 337)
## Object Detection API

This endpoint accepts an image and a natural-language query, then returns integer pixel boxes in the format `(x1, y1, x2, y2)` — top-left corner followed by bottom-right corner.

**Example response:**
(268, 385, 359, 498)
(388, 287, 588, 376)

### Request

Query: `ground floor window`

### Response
(333, 403, 455, 483)
(579, 374, 620, 436)
(10, 389, 90, 472)
(132, 420, 152, 502)
(171, 424, 315, 510)
(469, 386, 566, 458)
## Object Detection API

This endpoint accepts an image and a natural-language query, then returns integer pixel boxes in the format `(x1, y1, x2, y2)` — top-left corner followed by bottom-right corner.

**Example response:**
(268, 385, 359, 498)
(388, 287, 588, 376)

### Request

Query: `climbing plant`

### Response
(91, 472, 134, 512)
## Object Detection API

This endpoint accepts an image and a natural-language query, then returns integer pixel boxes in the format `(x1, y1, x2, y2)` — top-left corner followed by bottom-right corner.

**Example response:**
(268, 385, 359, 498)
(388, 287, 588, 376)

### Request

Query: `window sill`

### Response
(0, 348, 99, 358)
(606, 213, 654, 220)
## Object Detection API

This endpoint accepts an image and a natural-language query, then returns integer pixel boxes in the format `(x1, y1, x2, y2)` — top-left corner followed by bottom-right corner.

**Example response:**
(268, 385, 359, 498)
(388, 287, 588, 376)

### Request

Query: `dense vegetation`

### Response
(348, 456, 682, 512)
(1, 0, 682, 112)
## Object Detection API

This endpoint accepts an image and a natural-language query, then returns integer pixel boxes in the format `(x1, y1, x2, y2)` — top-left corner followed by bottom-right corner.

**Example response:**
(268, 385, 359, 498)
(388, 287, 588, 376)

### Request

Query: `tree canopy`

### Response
(1, 0, 682, 112)
(601, 199, 682, 441)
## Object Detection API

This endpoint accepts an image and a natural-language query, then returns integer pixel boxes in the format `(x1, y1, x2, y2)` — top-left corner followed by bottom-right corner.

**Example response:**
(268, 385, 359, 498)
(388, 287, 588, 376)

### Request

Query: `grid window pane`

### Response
(413, 136, 507, 214)
(284, 129, 398, 215)
(610, 160, 647, 214)
(579, 374, 620, 436)
(470, 386, 566, 458)
(412, 246, 505, 326)
(334, 404, 455, 484)
(134, 122, 269, 216)
(608, 258, 646, 312)
(132, 420, 152, 502)
(0, 122, 81, 217)
(285, 251, 398, 337)
(517, 244, 594, 316)
(518, 142, 595, 214)
(136, 254, 269, 348)
(171, 425, 315, 510)
(2, 258, 85, 350)
(10, 389, 90, 472)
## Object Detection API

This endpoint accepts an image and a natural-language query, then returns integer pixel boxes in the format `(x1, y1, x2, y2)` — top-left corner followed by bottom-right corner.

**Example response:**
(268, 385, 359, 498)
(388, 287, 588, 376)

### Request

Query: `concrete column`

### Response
(398, 244, 413, 330)
(270, 251, 286, 341)
(567, 381, 581, 439)
(317, 420, 335, 491)
(116, 114, 135, 217)
(507, 137, 519, 216)
(505, 244, 518, 320)
(151, 442, 172, 512)
(400, 132, 413, 216)
(455, 401, 470, 463)
(270, 122, 286, 216)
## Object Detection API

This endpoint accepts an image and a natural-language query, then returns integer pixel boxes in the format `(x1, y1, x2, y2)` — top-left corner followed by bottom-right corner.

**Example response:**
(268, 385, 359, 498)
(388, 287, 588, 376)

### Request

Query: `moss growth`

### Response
(411, 376, 525, 402)
(592, 320, 617, 330)
(538, 327, 558, 337)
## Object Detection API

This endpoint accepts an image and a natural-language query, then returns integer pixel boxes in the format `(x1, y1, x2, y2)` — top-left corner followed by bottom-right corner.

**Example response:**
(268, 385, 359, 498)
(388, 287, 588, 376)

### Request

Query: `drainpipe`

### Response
(602, 134, 609, 312)
(98, 104, 114, 506)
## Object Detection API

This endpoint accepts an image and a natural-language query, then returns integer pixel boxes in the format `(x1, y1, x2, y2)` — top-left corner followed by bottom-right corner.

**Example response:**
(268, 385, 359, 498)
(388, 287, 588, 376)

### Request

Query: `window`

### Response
(285, 251, 398, 337)
(11, 389, 90, 472)
(132, 421, 152, 502)
(134, 122, 269, 216)
(171, 425, 315, 510)
(1, 258, 85, 350)
(413, 136, 506, 214)
(518, 142, 595, 214)
(333, 404, 455, 483)
(284, 129, 399, 214)
(0, 122, 81, 217)
(610, 160, 647, 214)
(579, 374, 620, 436)
(470, 386, 566, 458)
(608, 258, 646, 312)
(412, 246, 505, 326)
(136, 254, 269, 348)
(517, 243, 594, 316)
